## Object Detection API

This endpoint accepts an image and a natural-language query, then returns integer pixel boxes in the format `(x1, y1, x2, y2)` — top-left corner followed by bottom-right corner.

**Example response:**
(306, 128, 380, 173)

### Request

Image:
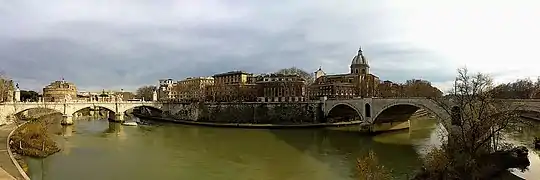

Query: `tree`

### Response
(275, 67, 314, 84)
(135, 85, 156, 100)
(0, 72, 14, 102)
(491, 78, 538, 99)
(416, 68, 529, 179)
(20, 90, 39, 102)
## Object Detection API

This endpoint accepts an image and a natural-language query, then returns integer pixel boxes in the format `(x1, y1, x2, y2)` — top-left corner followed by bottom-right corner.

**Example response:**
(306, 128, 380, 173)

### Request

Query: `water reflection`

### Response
(24, 115, 540, 180)
(103, 122, 122, 135)
(61, 125, 73, 137)
(26, 117, 443, 180)
(502, 119, 540, 179)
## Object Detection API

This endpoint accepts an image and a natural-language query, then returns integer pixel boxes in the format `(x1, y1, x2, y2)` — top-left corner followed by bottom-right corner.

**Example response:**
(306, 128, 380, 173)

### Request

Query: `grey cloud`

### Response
(0, 0, 453, 92)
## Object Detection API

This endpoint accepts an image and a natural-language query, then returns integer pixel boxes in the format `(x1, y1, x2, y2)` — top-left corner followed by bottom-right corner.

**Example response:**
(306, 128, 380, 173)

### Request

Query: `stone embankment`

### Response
(163, 102, 327, 125)
(135, 102, 367, 128)
(135, 113, 362, 129)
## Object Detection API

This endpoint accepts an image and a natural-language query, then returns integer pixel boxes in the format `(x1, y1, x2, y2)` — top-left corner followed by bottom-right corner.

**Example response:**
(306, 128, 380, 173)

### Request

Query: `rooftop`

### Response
(213, 71, 253, 77)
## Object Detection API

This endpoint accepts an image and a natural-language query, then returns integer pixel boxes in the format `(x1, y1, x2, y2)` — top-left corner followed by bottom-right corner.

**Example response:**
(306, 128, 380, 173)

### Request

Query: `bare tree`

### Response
(491, 78, 537, 99)
(135, 85, 157, 100)
(275, 67, 314, 84)
(0, 71, 14, 102)
(417, 68, 529, 179)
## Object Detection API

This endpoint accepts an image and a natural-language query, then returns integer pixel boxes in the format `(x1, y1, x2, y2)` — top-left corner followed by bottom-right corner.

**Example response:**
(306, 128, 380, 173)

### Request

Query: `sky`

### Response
(1, 0, 539, 92)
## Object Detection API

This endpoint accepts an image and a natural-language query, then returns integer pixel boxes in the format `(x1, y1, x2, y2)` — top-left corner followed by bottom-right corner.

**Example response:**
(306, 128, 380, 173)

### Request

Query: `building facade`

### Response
(43, 80, 77, 102)
(213, 71, 253, 85)
(377, 79, 442, 98)
(309, 47, 380, 100)
(256, 74, 306, 102)
(77, 89, 132, 102)
(378, 80, 405, 98)
(158, 79, 175, 101)
(205, 71, 257, 102)
(174, 76, 214, 102)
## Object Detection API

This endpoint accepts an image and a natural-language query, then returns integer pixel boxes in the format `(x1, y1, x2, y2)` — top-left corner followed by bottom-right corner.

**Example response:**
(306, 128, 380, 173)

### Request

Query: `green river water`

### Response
(25, 117, 540, 180)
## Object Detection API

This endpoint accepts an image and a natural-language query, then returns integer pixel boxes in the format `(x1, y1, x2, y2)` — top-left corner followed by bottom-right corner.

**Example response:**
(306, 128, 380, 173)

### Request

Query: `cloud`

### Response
(1, 0, 539, 93)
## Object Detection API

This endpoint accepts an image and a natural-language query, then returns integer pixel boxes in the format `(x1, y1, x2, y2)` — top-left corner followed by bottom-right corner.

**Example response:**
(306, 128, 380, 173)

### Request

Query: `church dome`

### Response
(351, 47, 368, 66)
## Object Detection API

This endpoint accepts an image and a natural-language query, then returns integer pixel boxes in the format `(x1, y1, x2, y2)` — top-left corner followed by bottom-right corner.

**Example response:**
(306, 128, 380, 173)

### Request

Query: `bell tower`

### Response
(314, 66, 326, 80)
(350, 46, 369, 75)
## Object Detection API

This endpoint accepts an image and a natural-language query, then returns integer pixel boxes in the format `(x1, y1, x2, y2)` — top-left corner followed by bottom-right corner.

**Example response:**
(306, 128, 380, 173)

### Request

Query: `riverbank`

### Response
(134, 113, 363, 129)
(9, 119, 61, 158)
(0, 123, 25, 180)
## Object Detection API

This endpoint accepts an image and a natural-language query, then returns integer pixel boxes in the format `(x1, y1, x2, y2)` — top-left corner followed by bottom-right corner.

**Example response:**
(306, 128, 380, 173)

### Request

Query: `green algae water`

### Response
(24, 117, 539, 180)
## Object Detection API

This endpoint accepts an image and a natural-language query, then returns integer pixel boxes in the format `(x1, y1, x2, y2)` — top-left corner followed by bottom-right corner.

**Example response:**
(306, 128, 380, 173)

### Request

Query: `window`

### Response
(365, 103, 371, 117)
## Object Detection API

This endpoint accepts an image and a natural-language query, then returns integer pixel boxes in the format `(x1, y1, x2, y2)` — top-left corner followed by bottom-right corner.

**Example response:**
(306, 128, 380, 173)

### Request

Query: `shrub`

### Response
(356, 151, 392, 180)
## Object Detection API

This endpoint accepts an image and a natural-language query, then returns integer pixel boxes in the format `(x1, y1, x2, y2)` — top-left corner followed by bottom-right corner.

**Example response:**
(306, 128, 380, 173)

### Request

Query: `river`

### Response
(25, 117, 539, 180)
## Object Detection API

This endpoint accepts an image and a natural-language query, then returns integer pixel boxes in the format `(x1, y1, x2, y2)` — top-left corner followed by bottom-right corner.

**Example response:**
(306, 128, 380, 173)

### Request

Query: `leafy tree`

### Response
(275, 67, 314, 84)
(20, 90, 39, 102)
(135, 85, 157, 100)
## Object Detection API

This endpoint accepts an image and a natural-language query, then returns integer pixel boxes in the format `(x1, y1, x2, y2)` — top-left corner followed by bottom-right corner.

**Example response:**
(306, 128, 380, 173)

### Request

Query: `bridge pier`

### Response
(115, 114, 125, 122)
(108, 113, 125, 123)
(61, 115, 74, 125)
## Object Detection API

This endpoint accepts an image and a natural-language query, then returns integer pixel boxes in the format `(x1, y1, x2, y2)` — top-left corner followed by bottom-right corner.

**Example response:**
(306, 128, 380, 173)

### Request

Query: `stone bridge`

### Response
(0, 101, 167, 125)
(323, 98, 540, 132)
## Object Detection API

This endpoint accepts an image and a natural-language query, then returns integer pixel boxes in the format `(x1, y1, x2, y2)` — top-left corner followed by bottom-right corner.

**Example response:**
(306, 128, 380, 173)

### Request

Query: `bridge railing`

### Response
(0, 100, 157, 105)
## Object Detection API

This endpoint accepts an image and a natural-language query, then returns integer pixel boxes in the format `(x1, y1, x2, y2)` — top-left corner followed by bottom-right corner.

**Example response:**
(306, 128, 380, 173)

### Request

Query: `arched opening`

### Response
(365, 103, 371, 117)
(14, 108, 62, 121)
(72, 106, 116, 120)
(326, 104, 362, 123)
(372, 104, 442, 133)
(126, 106, 163, 117)
(361, 69, 366, 74)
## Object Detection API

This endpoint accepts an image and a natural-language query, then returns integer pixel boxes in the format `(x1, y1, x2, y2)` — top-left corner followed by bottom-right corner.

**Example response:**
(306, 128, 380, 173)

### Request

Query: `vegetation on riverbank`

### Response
(354, 68, 534, 179)
(410, 68, 532, 179)
(356, 151, 392, 180)
(10, 118, 60, 158)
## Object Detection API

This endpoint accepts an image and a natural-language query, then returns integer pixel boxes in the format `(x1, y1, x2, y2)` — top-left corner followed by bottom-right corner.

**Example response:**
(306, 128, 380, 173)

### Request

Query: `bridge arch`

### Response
(13, 107, 63, 117)
(70, 105, 116, 116)
(123, 105, 163, 114)
(325, 103, 363, 123)
(372, 101, 451, 130)
(12, 105, 64, 116)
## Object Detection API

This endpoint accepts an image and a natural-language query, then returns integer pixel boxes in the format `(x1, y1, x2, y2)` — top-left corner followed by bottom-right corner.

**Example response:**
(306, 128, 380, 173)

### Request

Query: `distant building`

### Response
(174, 76, 214, 102)
(158, 79, 175, 101)
(205, 71, 257, 102)
(378, 80, 405, 98)
(43, 80, 77, 102)
(256, 74, 306, 102)
(309, 47, 380, 100)
(115, 91, 135, 101)
(213, 71, 253, 85)
(77, 89, 135, 102)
